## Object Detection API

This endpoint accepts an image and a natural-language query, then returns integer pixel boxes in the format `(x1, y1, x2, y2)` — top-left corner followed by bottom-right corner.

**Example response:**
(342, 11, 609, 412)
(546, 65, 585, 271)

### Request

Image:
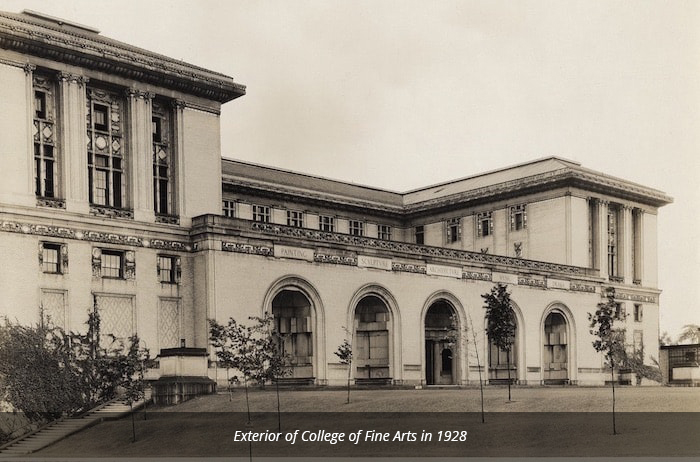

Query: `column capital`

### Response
(23, 63, 36, 74)
(56, 71, 89, 87)
(125, 88, 155, 100)
(172, 99, 187, 110)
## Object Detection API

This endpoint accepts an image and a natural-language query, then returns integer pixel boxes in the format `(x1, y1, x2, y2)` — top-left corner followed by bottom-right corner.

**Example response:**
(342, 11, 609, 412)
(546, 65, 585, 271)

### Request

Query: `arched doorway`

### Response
(488, 317, 518, 384)
(425, 301, 458, 385)
(272, 290, 314, 381)
(354, 295, 391, 384)
(543, 311, 568, 384)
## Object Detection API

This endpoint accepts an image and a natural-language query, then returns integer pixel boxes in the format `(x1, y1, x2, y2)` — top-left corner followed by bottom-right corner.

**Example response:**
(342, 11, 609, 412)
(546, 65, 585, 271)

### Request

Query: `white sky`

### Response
(5, 0, 699, 339)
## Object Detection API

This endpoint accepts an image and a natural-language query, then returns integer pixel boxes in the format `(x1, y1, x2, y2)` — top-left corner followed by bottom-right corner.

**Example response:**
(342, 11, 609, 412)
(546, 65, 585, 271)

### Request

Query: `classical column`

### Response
(172, 100, 187, 225)
(58, 72, 90, 214)
(633, 208, 644, 284)
(595, 199, 609, 279)
(621, 205, 633, 284)
(126, 89, 155, 222)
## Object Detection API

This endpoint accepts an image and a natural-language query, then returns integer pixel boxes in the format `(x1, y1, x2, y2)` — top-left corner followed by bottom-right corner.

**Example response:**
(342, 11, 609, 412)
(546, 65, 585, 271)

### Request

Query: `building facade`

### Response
(0, 11, 672, 387)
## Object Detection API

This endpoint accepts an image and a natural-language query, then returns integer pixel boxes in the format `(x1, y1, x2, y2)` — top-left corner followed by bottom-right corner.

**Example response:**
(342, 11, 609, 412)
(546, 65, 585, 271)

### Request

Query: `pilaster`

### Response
(173, 100, 188, 226)
(58, 72, 90, 214)
(621, 205, 633, 283)
(126, 89, 155, 223)
(596, 199, 609, 279)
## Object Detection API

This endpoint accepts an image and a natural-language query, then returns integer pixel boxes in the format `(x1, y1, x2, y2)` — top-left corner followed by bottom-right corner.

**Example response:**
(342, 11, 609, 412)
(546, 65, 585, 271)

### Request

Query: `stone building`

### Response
(0, 10, 672, 387)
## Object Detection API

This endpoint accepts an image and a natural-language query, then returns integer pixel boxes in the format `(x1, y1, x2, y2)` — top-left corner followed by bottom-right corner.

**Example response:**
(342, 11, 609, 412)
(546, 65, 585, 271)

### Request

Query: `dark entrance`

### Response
(425, 301, 457, 385)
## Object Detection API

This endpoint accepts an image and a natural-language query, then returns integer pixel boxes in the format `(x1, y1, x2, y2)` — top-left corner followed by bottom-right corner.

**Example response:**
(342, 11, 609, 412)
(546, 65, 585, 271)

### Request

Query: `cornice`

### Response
(0, 12, 245, 103)
(224, 167, 672, 220)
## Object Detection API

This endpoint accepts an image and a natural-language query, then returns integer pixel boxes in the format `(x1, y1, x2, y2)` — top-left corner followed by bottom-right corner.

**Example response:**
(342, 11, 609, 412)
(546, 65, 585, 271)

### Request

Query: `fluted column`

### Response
(633, 209, 644, 284)
(172, 99, 188, 225)
(58, 72, 90, 214)
(126, 89, 155, 222)
(621, 205, 633, 283)
(596, 199, 609, 279)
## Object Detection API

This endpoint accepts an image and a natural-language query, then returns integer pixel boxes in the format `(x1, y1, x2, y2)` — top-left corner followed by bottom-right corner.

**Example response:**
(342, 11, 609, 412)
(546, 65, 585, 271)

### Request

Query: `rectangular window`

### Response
(349, 220, 364, 236)
(633, 330, 643, 352)
(158, 255, 180, 284)
(378, 224, 392, 240)
(152, 101, 174, 216)
(446, 218, 461, 243)
(319, 215, 335, 232)
(101, 250, 124, 279)
(222, 200, 236, 218)
(614, 302, 625, 321)
(87, 89, 125, 209)
(415, 225, 424, 245)
(510, 204, 527, 231)
(252, 205, 271, 223)
(41, 242, 61, 274)
(608, 206, 619, 277)
(634, 304, 643, 322)
(35, 91, 46, 120)
(287, 210, 304, 227)
(477, 212, 493, 238)
(33, 77, 58, 199)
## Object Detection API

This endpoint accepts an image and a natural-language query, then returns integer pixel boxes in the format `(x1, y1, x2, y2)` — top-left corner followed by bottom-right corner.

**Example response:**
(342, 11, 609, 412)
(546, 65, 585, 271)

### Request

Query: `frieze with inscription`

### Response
(221, 242, 273, 256)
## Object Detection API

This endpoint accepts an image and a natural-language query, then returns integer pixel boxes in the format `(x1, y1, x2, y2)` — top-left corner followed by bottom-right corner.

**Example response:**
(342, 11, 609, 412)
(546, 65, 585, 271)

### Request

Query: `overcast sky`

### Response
(6, 0, 698, 338)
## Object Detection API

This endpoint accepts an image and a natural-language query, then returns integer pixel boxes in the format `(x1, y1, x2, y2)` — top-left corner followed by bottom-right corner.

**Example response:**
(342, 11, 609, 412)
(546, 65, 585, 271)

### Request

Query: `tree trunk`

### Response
(346, 361, 352, 404)
(507, 349, 512, 402)
(611, 357, 617, 435)
(227, 368, 232, 402)
(276, 374, 281, 432)
(130, 403, 136, 443)
(244, 376, 251, 423)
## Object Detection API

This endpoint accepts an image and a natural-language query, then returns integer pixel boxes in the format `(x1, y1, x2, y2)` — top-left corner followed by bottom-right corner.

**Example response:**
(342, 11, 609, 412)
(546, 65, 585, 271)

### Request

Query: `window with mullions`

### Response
(222, 200, 235, 218)
(378, 224, 392, 240)
(33, 75, 58, 199)
(41, 242, 62, 274)
(87, 89, 125, 209)
(287, 210, 304, 227)
(152, 101, 174, 216)
(101, 250, 124, 278)
(319, 215, 335, 232)
(510, 204, 527, 231)
(477, 211, 493, 237)
(349, 220, 364, 236)
(445, 218, 461, 243)
(157, 255, 181, 284)
(252, 205, 270, 223)
(415, 225, 424, 245)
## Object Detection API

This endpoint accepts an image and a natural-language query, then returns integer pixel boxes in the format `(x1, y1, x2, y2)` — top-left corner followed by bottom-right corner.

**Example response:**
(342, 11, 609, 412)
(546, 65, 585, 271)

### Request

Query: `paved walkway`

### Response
(0, 398, 146, 457)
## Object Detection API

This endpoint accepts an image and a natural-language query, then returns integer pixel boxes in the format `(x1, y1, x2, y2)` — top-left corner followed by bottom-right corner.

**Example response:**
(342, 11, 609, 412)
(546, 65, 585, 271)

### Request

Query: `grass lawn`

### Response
(37, 386, 700, 458)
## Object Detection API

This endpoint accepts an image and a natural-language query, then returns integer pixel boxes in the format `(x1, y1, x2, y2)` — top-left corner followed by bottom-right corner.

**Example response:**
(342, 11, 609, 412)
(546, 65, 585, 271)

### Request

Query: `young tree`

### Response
(334, 327, 353, 404)
(588, 286, 626, 435)
(466, 311, 486, 423)
(111, 335, 149, 443)
(483, 283, 516, 401)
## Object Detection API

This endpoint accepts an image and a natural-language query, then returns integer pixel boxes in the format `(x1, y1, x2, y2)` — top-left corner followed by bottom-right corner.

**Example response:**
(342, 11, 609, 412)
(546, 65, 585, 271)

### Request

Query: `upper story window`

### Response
(87, 88, 125, 209)
(510, 204, 527, 231)
(101, 249, 124, 279)
(33, 75, 58, 199)
(222, 200, 236, 218)
(40, 242, 64, 274)
(607, 206, 620, 277)
(252, 205, 271, 223)
(349, 220, 364, 237)
(445, 218, 461, 243)
(157, 255, 181, 284)
(152, 100, 174, 216)
(415, 225, 424, 245)
(378, 224, 392, 240)
(319, 215, 335, 232)
(287, 210, 304, 227)
(476, 211, 493, 238)
(614, 302, 625, 321)
(634, 304, 643, 322)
